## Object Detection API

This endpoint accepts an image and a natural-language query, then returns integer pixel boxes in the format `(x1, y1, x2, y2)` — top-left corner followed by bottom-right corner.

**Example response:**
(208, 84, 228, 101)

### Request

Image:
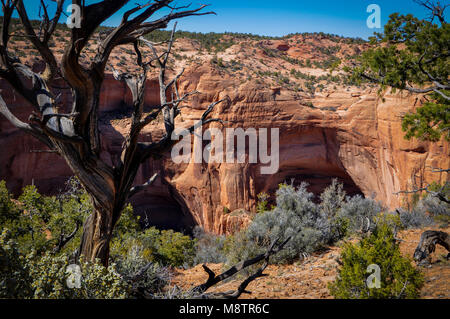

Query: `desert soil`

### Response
(170, 227, 450, 299)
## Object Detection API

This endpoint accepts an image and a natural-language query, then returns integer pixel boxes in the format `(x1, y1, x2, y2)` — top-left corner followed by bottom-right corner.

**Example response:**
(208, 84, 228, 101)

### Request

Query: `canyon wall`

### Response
(1, 65, 448, 234)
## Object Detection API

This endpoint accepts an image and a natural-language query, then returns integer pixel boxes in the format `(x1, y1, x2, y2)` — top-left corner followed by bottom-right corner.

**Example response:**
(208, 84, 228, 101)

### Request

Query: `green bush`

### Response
(224, 183, 337, 266)
(0, 229, 33, 298)
(157, 230, 195, 267)
(0, 228, 128, 299)
(28, 253, 128, 299)
(328, 223, 424, 299)
(111, 226, 196, 268)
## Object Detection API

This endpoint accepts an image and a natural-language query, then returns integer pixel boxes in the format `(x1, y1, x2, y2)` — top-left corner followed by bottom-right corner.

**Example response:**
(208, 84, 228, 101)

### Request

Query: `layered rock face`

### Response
(158, 65, 449, 233)
(0, 65, 448, 234)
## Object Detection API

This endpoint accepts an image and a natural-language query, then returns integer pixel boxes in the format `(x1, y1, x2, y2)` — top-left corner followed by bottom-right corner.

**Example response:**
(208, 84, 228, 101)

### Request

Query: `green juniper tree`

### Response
(347, 0, 449, 207)
(328, 222, 425, 299)
(349, 0, 449, 142)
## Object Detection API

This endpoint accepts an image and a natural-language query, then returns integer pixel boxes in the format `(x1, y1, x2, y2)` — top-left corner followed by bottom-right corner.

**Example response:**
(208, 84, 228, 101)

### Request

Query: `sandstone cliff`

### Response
(154, 65, 449, 233)
(1, 33, 448, 234)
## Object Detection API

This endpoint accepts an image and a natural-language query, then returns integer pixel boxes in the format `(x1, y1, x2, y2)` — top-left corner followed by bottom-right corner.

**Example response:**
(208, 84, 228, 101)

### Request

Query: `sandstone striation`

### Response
(1, 34, 448, 234)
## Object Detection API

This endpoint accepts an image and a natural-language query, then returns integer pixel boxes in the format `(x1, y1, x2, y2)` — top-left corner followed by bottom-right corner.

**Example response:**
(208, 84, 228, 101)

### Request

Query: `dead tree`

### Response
(394, 165, 449, 205)
(191, 237, 291, 299)
(413, 230, 450, 263)
(394, 182, 450, 204)
(0, 0, 225, 266)
(413, 0, 449, 25)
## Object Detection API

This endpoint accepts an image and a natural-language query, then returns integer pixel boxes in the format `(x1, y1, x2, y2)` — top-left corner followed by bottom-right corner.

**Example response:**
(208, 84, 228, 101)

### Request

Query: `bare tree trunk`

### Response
(78, 206, 113, 265)
(0, 0, 222, 268)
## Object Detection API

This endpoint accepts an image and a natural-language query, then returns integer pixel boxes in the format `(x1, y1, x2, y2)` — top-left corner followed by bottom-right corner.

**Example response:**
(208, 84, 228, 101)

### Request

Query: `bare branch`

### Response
(0, 94, 53, 148)
(191, 237, 291, 298)
(52, 221, 81, 254)
(429, 167, 450, 173)
(128, 173, 159, 199)
(121, 2, 151, 24)
(397, 280, 409, 299)
(394, 182, 450, 204)
(3, 63, 83, 146)
(413, 230, 450, 264)
(45, 0, 65, 43)
(92, 2, 214, 80)
(0, 0, 223, 267)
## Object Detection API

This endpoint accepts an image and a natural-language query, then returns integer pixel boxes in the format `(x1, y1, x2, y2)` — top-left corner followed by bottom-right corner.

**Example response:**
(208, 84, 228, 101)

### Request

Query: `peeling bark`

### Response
(78, 208, 112, 264)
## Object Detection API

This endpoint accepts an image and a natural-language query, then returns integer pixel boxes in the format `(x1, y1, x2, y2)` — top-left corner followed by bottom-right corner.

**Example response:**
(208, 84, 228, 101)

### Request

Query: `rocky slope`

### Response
(0, 29, 448, 233)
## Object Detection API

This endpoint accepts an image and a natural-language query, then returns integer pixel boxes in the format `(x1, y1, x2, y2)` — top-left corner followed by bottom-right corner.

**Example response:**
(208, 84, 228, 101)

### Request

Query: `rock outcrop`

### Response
(0, 64, 448, 234)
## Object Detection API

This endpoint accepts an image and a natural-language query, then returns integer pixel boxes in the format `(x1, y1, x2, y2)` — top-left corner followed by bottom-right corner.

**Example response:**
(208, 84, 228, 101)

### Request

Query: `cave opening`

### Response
(262, 170, 364, 206)
(255, 127, 365, 205)
(132, 183, 197, 236)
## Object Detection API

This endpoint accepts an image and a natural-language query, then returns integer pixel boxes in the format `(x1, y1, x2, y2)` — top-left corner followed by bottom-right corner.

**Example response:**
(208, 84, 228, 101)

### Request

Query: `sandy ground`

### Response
(170, 227, 450, 299)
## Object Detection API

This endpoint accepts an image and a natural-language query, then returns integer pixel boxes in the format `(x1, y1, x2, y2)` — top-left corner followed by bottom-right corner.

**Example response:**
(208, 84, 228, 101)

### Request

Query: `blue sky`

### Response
(10, 0, 438, 39)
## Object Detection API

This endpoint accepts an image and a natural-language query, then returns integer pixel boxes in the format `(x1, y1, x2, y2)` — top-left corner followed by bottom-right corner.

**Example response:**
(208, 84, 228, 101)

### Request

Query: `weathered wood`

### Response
(191, 237, 291, 299)
(413, 230, 450, 263)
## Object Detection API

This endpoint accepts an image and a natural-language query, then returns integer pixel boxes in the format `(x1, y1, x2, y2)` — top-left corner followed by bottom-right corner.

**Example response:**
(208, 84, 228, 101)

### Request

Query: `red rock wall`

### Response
(1, 66, 448, 234)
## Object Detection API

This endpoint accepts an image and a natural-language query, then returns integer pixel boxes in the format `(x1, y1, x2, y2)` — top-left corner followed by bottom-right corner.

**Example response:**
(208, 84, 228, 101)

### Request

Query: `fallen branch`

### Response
(191, 237, 291, 299)
(413, 230, 450, 263)
(428, 167, 450, 173)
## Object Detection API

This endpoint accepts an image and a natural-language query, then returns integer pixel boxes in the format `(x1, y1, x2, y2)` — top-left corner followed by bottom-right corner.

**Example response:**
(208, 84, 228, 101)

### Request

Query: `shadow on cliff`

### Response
(255, 126, 364, 203)
(0, 75, 198, 234)
(99, 104, 198, 234)
(133, 180, 197, 235)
